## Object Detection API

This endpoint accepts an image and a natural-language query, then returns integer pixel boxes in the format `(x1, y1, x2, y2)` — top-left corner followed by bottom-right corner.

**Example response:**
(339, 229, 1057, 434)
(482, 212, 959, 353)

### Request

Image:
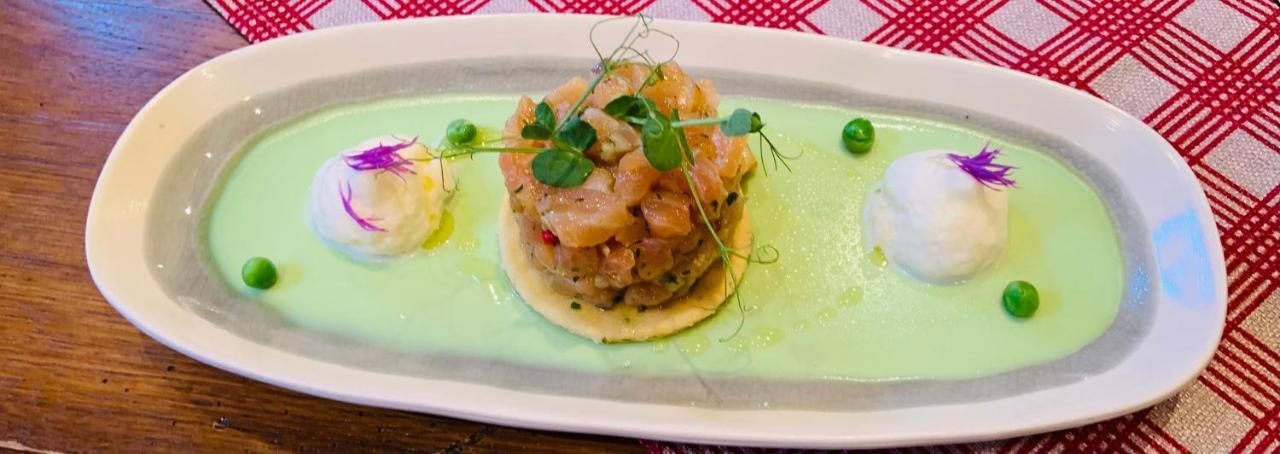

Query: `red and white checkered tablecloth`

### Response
(205, 0, 1279, 452)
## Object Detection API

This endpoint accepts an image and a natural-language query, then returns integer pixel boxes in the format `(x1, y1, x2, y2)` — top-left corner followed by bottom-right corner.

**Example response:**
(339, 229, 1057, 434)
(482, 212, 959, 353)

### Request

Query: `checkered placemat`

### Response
(204, 1, 1280, 451)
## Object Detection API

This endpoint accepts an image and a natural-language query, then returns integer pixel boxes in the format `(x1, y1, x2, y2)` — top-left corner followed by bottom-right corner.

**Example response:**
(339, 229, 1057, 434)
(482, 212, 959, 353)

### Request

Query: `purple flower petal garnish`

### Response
(339, 182, 386, 232)
(343, 137, 418, 178)
(947, 143, 1017, 190)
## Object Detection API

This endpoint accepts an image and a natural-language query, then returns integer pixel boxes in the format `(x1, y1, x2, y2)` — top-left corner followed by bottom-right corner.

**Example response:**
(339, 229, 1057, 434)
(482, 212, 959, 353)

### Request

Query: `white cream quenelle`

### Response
(862, 148, 1014, 284)
(308, 136, 456, 260)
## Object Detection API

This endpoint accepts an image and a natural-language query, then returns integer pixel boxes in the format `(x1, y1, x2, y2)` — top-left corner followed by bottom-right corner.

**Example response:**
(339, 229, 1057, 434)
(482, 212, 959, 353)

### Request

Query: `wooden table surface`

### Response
(0, 2, 641, 452)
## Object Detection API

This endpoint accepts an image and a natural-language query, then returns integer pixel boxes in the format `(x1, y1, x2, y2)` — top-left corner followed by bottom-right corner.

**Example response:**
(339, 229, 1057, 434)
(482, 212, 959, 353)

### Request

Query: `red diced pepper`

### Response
(540, 229, 560, 246)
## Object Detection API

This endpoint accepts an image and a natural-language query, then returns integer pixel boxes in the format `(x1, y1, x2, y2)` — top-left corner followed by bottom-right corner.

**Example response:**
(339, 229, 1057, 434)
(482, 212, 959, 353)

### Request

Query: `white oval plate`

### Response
(87, 15, 1225, 448)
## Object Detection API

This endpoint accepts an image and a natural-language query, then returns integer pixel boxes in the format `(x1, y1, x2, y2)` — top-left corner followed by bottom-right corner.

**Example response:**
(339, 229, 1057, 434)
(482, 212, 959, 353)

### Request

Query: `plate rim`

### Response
(86, 14, 1227, 448)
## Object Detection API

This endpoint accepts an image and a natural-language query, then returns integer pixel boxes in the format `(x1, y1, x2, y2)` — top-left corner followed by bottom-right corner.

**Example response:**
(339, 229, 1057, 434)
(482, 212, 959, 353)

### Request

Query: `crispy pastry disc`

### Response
(498, 197, 751, 343)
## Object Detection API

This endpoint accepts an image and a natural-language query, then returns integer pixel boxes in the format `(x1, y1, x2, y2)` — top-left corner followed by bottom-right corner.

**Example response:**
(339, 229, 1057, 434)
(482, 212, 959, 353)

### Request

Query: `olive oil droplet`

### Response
(868, 248, 888, 267)
(421, 211, 455, 250)
(454, 233, 480, 252)
(817, 307, 839, 326)
(676, 334, 709, 355)
(839, 287, 864, 307)
(751, 327, 784, 349)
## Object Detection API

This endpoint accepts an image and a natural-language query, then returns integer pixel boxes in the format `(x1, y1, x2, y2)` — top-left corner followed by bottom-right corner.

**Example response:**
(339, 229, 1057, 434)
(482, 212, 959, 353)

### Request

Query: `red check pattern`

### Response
(204, 0, 1280, 451)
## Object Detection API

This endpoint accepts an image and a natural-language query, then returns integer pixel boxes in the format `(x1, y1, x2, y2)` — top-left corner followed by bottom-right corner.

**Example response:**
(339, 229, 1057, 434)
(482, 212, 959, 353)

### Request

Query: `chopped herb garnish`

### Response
(570, 302, 581, 310)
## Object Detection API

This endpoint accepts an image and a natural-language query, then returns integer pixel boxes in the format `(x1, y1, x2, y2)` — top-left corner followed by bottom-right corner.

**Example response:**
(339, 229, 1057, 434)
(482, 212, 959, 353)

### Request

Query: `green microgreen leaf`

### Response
(521, 123, 552, 140)
(670, 110, 694, 162)
(555, 116, 598, 154)
(521, 101, 556, 140)
(642, 113, 683, 171)
(535, 101, 555, 128)
(531, 148, 594, 188)
(602, 95, 651, 119)
(722, 108, 755, 136)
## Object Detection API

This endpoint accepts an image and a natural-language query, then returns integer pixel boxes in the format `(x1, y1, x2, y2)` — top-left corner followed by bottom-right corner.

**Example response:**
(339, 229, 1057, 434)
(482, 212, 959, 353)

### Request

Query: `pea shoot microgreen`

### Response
(531, 148, 596, 188)
(602, 95, 652, 119)
(720, 108, 759, 136)
(521, 101, 556, 140)
(430, 15, 798, 339)
(641, 113, 683, 171)
(554, 116, 598, 155)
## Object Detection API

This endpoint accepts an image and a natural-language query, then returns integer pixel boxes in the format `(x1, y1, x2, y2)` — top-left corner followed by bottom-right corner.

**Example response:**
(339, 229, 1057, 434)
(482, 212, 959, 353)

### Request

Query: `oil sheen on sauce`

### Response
(204, 95, 1124, 381)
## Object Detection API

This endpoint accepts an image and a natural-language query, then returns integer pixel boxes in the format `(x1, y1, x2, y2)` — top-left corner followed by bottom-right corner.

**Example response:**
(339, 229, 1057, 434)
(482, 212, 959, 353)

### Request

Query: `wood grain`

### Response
(0, 1, 641, 452)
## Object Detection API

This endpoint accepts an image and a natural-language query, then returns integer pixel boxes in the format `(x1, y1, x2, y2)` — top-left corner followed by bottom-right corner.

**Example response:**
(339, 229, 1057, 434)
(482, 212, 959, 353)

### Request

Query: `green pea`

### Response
(841, 118, 875, 155)
(1002, 280, 1039, 318)
(446, 119, 477, 145)
(241, 257, 278, 290)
